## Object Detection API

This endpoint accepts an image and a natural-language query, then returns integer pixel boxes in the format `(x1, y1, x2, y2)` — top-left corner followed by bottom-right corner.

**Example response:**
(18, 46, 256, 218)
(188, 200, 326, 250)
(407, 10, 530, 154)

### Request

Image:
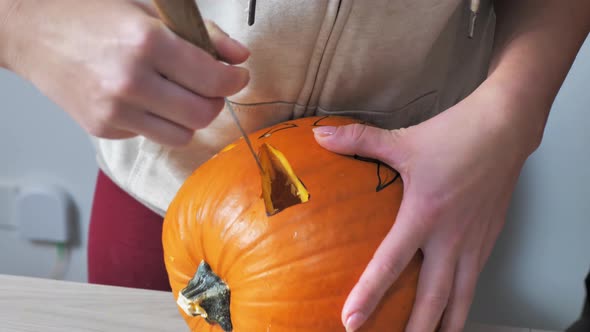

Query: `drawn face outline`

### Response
(257, 115, 400, 193)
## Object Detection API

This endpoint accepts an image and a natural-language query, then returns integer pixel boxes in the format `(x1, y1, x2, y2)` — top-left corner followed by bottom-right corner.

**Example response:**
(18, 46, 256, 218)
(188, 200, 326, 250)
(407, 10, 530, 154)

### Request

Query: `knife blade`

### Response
(152, 0, 264, 172)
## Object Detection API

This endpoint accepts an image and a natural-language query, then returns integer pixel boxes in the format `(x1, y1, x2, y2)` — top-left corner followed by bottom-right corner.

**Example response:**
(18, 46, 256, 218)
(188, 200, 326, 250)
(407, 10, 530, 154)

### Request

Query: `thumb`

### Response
(313, 123, 408, 169)
(205, 20, 250, 64)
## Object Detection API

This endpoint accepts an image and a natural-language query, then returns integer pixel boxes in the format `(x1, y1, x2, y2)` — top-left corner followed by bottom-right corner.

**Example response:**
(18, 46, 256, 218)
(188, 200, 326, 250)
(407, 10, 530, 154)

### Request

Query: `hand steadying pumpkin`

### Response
(314, 79, 529, 332)
(314, 1, 589, 330)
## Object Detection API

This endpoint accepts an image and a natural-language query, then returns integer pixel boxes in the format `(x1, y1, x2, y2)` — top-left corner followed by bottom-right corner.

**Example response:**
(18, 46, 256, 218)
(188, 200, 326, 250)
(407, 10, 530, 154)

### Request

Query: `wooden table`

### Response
(0, 274, 555, 332)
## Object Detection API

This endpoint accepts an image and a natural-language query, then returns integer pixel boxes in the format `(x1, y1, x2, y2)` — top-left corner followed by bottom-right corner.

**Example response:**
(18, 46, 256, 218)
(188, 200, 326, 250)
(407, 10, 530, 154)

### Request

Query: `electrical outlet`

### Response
(0, 183, 18, 229)
(16, 185, 72, 243)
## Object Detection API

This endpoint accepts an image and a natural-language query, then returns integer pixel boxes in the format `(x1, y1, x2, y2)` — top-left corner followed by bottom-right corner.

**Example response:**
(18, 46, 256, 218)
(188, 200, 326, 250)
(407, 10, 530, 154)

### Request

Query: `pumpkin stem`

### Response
(258, 143, 310, 216)
(177, 261, 233, 332)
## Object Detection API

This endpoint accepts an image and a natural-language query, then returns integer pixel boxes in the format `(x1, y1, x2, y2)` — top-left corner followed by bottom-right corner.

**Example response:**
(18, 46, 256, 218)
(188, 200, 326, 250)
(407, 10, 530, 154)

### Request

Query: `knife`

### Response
(152, 0, 264, 172)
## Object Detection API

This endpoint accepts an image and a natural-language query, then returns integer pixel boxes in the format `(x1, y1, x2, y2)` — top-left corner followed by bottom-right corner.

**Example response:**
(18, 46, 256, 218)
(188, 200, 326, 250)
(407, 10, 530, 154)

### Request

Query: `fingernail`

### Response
(345, 313, 366, 332)
(312, 126, 336, 137)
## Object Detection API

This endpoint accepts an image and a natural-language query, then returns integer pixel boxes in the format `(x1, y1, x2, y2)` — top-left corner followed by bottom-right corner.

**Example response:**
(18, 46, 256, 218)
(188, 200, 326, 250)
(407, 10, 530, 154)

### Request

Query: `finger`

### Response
(98, 129, 136, 140)
(127, 70, 225, 130)
(152, 28, 250, 98)
(342, 198, 425, 332)
(313, 124, 410, 172)
(112, 105, 195, 147)
(441, 195, 501, 332)
(478, 190, 513, 272)
(205, 20, 251, 64)
(405, 251, 455, 332)
(478, 173, 518, 271)
(84, 121, 137, 140)
(73, 103, 136, 139)
(478, 217, 506, 274)
(439, 239, 482, 332)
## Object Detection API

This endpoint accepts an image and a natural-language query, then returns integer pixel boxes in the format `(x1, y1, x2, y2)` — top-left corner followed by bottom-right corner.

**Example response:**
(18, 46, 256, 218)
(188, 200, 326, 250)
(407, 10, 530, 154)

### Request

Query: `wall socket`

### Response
(15, 185, 72, 243)
(0, 180, 73, 243)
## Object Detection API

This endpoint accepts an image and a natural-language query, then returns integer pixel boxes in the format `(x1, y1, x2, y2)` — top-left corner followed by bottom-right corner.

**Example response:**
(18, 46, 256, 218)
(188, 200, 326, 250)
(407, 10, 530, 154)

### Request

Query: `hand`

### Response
(4, 0, 249, 146)
(313, 85, 533, 332)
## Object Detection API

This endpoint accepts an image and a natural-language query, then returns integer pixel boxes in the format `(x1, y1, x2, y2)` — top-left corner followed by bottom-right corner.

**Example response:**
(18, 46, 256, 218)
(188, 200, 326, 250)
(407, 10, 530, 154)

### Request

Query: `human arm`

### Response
(0, 0, 250, 146)
(486, 0, 590, 155)
(314, 1, 590, 331)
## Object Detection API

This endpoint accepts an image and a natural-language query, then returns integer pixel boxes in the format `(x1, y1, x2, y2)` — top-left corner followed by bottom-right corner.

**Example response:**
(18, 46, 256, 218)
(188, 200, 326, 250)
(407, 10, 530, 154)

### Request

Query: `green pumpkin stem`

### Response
(177, 261, 233, 332)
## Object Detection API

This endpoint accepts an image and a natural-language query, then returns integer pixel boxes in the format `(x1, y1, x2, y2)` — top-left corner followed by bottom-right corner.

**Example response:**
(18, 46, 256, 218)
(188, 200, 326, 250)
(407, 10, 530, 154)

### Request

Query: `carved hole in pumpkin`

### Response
(258, 143, 309, 216)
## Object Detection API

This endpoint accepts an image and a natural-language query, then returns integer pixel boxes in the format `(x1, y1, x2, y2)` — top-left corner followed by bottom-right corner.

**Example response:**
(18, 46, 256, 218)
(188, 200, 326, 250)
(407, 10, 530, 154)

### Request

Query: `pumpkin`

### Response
(162, 116, 423, 332)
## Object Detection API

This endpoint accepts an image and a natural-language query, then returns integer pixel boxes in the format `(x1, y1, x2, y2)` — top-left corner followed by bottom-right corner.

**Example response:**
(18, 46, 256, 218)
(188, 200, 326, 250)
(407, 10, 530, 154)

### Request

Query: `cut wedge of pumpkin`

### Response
(258, 143, 309, 216)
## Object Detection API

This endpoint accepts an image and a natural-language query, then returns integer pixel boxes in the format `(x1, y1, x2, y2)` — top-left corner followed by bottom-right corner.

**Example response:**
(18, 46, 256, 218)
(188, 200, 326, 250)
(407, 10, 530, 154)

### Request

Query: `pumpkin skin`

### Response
(162, 116, 423, 332)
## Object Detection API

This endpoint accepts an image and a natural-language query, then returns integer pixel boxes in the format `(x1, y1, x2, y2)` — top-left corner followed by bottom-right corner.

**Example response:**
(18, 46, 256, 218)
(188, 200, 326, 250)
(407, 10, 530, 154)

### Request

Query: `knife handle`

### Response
(152, 0, 218, 58)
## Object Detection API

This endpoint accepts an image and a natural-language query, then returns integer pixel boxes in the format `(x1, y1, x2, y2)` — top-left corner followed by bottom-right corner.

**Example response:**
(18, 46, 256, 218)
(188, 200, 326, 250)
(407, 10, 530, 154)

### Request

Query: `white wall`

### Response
(0, 38, 588, 332)
(0, 70, 98, 282)
(470, 37, 590, 330)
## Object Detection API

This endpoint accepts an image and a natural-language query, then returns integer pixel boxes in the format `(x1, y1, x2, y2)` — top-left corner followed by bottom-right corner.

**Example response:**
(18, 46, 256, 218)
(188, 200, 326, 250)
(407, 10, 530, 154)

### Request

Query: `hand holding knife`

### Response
(152, 0, 264, 172)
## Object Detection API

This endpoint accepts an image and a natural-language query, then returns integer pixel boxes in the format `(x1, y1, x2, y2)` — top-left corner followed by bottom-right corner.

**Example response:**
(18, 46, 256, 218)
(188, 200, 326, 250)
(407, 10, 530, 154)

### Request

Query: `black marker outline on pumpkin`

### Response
(258, 123, 298, 139)
(353, 155, 401, 192)
(312, 116, 331, 126)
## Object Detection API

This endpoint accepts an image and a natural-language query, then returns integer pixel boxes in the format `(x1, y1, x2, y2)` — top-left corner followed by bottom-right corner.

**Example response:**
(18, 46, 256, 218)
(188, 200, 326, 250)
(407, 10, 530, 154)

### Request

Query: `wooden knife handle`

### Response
(152, 0, 218, 58)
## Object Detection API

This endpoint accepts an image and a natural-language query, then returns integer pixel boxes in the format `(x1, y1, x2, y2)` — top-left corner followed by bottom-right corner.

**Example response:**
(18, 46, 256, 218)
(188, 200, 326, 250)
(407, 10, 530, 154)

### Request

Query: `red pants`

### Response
(87, 171, 171, 291)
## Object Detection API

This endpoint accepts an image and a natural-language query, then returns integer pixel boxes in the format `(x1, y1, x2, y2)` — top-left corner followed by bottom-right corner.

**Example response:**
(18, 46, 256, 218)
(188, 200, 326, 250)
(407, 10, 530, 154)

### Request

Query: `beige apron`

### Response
(93, 0, 496, 216)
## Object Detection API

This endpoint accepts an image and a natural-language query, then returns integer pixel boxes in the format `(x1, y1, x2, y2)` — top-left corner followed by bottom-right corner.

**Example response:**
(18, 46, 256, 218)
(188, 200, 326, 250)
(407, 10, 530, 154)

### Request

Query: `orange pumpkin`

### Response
(162, 116, 422, 332)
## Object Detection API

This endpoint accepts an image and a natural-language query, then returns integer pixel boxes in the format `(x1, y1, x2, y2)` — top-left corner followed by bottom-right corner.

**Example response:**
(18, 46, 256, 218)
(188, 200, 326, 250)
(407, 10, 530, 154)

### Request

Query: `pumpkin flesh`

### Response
(259, 142, 310, 216)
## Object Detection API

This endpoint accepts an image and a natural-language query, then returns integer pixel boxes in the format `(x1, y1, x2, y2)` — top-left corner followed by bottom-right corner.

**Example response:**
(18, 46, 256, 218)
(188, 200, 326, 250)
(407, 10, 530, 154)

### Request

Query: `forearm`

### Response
(482, 1, 589, 154)
(0, 0, 21, 70)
